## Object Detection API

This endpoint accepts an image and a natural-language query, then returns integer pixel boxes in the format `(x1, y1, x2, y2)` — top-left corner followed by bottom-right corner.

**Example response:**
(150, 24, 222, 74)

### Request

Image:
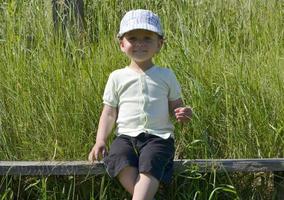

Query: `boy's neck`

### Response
(129, 60, 154, 73)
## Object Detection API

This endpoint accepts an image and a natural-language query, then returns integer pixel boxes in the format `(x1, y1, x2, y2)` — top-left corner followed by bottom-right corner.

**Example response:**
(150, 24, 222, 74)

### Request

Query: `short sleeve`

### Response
(103, 73, 118, 107)
(168, 69, 182, 101)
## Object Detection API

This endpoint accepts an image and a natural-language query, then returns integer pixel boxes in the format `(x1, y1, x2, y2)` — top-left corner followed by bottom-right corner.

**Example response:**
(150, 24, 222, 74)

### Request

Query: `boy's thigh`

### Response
(104, 135, 138, 177)
(138, 135, 175, 183)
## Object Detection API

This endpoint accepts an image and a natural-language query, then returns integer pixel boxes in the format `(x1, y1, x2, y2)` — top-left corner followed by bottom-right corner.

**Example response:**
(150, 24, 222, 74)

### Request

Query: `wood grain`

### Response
(1, 158, 284, 175)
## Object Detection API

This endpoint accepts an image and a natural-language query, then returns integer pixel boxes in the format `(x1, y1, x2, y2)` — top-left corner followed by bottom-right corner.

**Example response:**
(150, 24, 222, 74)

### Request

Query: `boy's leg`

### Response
(132, 173, 159, 200)
(131, 133, 175, 200)
(118, 166, 138, 194)
(103, 135, 139, 194)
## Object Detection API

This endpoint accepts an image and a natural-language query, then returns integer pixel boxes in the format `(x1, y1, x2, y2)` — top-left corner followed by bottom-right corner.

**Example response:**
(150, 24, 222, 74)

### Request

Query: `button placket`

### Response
(138, 75, 144, 123)
(140, 74, 148, 128)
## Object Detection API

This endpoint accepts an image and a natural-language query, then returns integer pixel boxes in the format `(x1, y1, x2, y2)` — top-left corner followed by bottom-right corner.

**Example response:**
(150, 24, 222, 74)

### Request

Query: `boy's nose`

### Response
(134, 40, 145, 47)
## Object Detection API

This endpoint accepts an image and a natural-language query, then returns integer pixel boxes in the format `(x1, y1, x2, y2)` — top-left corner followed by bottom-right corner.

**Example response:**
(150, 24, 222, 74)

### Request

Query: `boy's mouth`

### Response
(133, 50, 147, 53)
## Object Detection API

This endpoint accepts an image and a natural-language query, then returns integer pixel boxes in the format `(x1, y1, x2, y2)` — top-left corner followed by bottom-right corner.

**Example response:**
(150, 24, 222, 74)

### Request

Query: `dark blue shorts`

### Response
(103, 132, 175, 184)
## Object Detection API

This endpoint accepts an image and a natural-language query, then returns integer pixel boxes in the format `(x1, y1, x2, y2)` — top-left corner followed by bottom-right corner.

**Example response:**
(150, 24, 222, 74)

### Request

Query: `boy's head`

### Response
(117, 9, 164, 39)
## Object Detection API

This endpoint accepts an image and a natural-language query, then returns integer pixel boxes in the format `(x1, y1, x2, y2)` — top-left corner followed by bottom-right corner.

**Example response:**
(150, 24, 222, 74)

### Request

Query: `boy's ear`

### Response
(119, 39, 126, 52)
(157, 38, 164, 53)
(159, 38, 164, 48)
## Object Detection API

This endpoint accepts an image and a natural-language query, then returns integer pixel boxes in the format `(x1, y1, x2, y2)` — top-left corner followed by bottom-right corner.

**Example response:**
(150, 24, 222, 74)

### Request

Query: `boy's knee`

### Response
(138, 172, 159, 183)
(118, 166, 138, 177)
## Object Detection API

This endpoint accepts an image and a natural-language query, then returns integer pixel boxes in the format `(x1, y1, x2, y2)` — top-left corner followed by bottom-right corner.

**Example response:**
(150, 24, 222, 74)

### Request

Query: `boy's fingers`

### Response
(175, 111, 192, 122)
(95, 147, 107, 161)
(88, 151, 95, 162)
(88, 147, 101, 162)
(174, 107, 182, 113)
(102, 149, 107, 157)
(94, 151, 98, 161)
(88, 143, 107, 162)
(175, 107, 191, 113)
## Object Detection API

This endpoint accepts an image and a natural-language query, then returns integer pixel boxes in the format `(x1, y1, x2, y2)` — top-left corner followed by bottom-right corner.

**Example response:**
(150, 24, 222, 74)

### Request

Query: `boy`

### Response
(88, 9, 192, 200)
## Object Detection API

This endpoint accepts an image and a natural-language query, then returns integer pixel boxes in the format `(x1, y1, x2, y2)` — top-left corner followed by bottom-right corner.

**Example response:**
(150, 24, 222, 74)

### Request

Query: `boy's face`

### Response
(120, 29, 163, 63)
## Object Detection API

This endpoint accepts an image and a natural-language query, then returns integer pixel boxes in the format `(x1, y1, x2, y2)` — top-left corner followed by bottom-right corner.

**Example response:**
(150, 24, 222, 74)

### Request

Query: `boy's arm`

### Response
(169, 98, 192, 123)
(88, 104, 117, 161)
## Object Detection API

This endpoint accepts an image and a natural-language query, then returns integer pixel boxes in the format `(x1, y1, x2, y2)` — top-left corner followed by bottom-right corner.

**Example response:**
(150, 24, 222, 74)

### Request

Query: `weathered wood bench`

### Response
(1, 159, 284, 198)
(1, 159, 284, 175)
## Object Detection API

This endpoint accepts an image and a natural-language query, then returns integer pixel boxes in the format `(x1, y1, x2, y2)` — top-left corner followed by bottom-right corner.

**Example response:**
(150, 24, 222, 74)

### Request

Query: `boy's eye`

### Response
(127, 37, 136, 41)
(144, 37, 152, 41)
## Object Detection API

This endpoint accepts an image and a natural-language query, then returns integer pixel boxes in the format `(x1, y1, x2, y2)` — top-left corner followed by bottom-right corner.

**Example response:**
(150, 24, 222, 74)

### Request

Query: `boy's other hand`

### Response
(174, 107, 192, 122)
(88, 141, 107, 162)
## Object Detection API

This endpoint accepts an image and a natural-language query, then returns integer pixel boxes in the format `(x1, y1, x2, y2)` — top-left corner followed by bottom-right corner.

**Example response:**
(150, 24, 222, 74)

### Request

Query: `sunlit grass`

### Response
(0, 0, 283, 199)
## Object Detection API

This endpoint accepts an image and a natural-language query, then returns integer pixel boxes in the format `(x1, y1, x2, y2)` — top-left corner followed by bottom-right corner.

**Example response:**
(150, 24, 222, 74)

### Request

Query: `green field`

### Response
(0, 0, 283, 199)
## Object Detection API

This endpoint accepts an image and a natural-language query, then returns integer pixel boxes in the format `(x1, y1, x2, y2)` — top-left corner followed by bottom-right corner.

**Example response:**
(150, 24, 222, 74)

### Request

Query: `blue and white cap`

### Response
(118, 9, 164, 38)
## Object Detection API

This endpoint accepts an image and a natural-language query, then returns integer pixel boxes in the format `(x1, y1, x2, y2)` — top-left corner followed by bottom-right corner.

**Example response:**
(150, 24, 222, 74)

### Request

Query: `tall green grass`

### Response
(0, 0, 283, 199)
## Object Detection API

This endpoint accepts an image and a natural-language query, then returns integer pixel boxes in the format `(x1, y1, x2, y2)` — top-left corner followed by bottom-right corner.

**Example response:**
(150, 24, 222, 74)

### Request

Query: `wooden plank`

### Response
(1, 159, 284, 176)
(174, 158, 284, 173)
(0, 161, 105, 176)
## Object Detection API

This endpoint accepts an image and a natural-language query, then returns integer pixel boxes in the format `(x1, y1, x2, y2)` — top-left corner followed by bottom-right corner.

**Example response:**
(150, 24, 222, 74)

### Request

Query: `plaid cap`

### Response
(118, 9, 164, 38)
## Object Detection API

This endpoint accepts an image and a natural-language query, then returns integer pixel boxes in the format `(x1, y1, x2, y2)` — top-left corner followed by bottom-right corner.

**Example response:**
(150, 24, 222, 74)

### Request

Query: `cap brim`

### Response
(117, 24, 163, 38)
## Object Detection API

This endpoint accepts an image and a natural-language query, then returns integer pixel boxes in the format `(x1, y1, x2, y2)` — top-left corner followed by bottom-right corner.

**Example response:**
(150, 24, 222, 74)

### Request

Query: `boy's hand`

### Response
(88, 141, 107, 162)
(174, 107, 192, 122)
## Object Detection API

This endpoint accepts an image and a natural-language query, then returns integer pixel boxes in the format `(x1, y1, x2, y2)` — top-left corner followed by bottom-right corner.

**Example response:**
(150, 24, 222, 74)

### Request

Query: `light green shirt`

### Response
(103, 66, 181, 139)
